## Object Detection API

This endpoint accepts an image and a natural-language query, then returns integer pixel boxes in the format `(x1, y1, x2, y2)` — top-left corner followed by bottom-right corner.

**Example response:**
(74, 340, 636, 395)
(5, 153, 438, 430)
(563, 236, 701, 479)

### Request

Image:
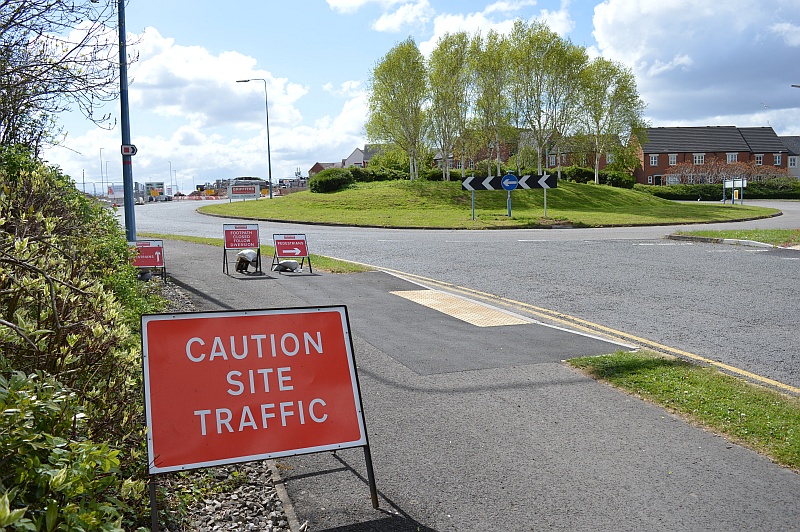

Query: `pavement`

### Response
(160, 238, 800, 532)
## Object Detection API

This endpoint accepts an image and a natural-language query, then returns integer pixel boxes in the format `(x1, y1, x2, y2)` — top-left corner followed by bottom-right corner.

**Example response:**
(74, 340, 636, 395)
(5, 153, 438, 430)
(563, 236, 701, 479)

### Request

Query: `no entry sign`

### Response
(223, 224, 260, 250)
(130, 240, 164, 268)
(141, 306, 367, 474)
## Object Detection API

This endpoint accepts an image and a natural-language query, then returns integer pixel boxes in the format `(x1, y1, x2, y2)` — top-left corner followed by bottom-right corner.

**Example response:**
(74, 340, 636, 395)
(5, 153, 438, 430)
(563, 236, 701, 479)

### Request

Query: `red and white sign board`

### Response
(273, 234, 309, 258)
(141, 306, 367, 474)
(223, 224, 260, 250)
(229, 184, 260, 199)
(130, 240, 165, 268)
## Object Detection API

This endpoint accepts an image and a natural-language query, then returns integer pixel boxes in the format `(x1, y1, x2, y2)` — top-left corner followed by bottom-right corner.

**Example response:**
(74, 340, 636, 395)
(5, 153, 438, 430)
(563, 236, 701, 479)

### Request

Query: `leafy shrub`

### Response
(600, 170, 636, 189)
(0, 372, 130, 531)
(349, 166, 404, 183)
(309, 168, 355, 192)
(420, 168, 444, 181)
(0, 146, 166, 527)
(561, 165, 595, 184)
(636, 179, 800, 200)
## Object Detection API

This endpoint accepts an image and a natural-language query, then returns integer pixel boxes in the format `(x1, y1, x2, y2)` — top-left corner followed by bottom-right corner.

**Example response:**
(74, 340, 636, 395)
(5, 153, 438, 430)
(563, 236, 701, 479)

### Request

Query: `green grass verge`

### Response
(199, 180, 779, 229)
(675, 228, 800, 247)
(138, 233, 372, 273)
(569, 351, 800, 470)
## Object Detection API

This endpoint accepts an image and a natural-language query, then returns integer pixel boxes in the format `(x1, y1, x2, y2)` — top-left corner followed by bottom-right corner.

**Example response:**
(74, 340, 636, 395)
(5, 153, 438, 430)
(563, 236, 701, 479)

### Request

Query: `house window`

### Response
(606, 153, 614, 164)
(693, 153, 705, 165)
(649, 154, 658, 167)
(666, 175, 680, 185)
(755, 154, 763, 166)
(669, 154, 677, 165)
(789, 156, 797, 168)
(548, 155, 556, 167)
(727, 153, 738, 163)
(561, 154, 567, 164)
(456, 160, 463, 169)
(468, 160, 475, 169)
(774, 153, 782, 166)
(647, 175, 653, 184)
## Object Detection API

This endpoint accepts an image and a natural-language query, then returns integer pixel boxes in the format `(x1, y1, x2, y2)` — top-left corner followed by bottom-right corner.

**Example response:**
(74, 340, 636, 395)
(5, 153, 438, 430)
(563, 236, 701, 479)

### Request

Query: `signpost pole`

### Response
(544, 189, 547, 218)
(507, 190, 512, 217)
(471, 190, 475, 221)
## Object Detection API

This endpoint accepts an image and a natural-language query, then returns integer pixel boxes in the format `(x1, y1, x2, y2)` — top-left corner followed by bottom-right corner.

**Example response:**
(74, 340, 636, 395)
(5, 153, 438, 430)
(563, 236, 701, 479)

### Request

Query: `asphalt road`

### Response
(130, 200, 800, 531)
(126, 199, 800, 391)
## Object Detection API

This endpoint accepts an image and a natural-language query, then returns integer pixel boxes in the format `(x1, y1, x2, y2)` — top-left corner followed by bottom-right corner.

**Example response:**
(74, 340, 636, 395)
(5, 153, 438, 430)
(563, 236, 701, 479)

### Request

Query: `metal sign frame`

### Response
(222, 224, 262, 274)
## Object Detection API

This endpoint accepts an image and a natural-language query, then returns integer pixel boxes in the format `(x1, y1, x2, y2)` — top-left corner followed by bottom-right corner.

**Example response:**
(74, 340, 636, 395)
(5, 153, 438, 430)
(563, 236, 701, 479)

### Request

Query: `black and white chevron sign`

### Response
(462, 173, 556, 191)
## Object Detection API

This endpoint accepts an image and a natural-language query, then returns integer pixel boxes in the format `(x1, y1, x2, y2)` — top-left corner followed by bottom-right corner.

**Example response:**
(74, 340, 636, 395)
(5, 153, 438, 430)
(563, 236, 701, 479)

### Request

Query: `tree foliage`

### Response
(0, 0, 122, 151)
(427, 31, 470, 181)
(578, 57, 647, 183)
(365, 37, 429, 180)
(365, 19, 647, 184)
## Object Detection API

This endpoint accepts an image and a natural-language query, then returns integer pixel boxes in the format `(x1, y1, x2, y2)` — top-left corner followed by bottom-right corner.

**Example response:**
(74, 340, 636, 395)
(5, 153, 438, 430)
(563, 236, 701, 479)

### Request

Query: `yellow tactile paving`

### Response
(390, 289, 531, 327)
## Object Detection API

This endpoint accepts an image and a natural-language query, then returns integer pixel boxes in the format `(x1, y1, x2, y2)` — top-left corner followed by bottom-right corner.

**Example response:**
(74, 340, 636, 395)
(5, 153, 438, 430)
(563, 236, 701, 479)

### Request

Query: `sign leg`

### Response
(363, 445, 379, 509)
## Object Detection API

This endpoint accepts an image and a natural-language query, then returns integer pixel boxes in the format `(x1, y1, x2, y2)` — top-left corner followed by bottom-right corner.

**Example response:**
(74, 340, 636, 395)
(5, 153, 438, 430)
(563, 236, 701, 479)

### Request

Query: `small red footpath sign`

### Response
(223, 224, 260, 250)
(141, 306, 368, 474)
(131, 240, 165, 268)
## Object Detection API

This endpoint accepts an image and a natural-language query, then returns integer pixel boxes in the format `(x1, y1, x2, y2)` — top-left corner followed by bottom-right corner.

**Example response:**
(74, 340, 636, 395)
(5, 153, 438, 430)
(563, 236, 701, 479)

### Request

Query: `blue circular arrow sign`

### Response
(501, 173, 518, 191)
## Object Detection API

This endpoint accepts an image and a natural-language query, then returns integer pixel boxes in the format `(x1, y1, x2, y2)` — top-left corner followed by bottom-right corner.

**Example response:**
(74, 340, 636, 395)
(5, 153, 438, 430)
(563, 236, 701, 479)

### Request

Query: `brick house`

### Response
(635, 126, 788, 185)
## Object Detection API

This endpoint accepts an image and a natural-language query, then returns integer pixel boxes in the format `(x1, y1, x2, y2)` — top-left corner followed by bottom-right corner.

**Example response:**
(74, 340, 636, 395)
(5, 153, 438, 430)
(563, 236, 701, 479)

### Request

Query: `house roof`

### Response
(780, 136, 800, 156)
(642, 126, 786, 154)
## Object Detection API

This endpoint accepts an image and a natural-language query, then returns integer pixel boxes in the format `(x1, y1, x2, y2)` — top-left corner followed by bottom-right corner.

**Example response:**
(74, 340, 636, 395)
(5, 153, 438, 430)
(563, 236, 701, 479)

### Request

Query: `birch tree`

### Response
(578, 57, 646, 184)
(469, 30, 509, 177)
(428, 31, 470, 181)
(365, 37, 428, 180)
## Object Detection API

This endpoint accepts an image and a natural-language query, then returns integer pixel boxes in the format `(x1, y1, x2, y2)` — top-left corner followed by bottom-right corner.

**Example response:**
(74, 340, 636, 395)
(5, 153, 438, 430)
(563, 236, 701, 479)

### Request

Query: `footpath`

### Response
(162, 239, 800, 532)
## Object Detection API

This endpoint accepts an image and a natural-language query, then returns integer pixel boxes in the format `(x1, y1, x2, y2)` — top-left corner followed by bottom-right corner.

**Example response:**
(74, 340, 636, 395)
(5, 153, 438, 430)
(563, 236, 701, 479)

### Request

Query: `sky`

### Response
(41, 0, 800, 195)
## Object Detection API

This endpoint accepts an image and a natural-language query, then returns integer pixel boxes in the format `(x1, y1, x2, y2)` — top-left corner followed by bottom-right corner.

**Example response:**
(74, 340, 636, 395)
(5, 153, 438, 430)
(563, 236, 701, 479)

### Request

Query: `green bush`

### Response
(561, 165, 595, 184)
(636, 178, 800, 200)
(0, 146, 166, 527)
(308, 168, 355, 192)
(600, 170, 636, 189)
(0, 372, 130, 531)
(348, 166, 404, 183)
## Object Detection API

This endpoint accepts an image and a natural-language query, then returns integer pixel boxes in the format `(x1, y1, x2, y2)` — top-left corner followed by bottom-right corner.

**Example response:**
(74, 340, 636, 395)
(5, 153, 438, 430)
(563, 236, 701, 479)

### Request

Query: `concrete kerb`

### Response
(665, 234, 778, 248)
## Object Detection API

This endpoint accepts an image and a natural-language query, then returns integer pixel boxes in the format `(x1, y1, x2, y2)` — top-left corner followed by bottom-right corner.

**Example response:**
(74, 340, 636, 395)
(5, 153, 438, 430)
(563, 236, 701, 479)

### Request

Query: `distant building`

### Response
(635, 126, 788, 185)
(780, 136, 800, 179)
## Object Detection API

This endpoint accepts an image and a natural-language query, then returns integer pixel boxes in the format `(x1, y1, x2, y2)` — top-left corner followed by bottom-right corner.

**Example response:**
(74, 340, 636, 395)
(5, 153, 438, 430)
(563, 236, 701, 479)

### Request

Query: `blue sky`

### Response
(43, 0, 800, 194)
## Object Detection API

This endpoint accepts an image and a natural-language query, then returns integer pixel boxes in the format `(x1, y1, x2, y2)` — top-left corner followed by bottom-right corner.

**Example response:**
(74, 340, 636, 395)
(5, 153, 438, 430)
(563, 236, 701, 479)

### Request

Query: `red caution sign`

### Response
(273, 234, 309, 258)
(223, 224, 260, 250)
(131, 240, 164, 268)
(141, 306, 367, 473)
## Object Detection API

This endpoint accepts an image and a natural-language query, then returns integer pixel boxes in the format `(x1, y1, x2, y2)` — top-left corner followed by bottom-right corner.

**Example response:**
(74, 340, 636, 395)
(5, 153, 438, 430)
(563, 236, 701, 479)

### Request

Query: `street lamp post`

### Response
(236, 78, 273, 199)
(117, 0, 136, 241)
(93, 0, 136, 237)
(99, 148, 104, 197)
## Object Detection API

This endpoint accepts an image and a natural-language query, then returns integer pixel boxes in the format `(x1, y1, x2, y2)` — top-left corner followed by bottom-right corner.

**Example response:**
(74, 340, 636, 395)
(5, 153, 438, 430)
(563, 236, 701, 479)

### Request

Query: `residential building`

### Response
(635, 126, 787, 185)
(780, 136, 800, 179)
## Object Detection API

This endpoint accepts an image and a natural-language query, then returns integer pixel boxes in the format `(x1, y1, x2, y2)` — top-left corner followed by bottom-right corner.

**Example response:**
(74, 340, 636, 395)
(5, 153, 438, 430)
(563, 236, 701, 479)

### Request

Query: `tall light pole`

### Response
(236, 78, 273, 199)
(168, 160, 172, 195)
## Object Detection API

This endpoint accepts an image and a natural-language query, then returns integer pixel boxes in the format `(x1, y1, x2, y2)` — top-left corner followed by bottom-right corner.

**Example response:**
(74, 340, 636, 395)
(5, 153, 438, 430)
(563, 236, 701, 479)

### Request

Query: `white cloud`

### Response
(373, 1, 435, 32)
(592, 0, 800, 134)
(771, 22, 800, 46)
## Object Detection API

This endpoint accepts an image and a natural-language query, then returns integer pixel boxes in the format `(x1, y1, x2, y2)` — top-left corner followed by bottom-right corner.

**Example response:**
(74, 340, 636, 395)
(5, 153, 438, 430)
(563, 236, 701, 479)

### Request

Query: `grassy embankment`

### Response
(198, 180, 779, 228)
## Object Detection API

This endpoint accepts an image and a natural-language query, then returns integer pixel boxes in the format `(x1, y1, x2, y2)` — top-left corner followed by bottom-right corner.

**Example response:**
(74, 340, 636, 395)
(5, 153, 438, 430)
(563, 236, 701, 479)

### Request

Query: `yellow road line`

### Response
(336, 258, 800, 395)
